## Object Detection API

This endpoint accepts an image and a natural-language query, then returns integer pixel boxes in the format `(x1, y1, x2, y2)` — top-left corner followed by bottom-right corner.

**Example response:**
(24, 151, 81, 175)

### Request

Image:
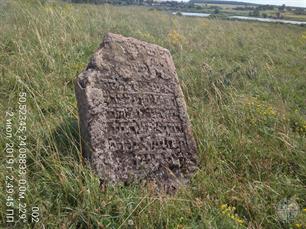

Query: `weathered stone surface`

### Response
(75, 33, 197, 192)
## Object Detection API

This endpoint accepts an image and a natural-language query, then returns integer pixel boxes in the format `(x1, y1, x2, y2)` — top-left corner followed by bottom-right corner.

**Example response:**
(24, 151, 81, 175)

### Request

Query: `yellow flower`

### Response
(167, 30, 185, 46)
(294, 224, 302, 228)
(220, 204, 245, 225)
(236, 219, 245, 224)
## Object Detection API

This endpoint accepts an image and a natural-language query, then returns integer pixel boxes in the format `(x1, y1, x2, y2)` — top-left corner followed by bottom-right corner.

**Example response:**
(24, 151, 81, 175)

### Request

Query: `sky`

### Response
(219, 0, 306, 7)
(177, 0, 306, 7)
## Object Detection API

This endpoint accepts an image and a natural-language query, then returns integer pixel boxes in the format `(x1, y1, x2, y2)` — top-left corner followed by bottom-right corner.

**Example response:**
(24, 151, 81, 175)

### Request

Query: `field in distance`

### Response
(153, 0, 306, 22)
(193, 2, 306, 21)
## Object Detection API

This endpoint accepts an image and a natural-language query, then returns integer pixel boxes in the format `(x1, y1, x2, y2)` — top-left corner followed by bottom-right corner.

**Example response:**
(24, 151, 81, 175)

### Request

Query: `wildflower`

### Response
(167, 30, 185, 47)
(219, 204, 245, 225)
(294, 224, 302, 228)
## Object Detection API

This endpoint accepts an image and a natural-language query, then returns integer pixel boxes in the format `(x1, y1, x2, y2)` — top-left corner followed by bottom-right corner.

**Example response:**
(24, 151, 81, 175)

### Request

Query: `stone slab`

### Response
(75, 33, 197, 192)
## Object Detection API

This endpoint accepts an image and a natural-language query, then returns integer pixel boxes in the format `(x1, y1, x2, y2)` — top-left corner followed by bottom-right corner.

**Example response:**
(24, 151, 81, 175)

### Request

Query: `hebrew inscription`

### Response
(75, 33, 197, 191)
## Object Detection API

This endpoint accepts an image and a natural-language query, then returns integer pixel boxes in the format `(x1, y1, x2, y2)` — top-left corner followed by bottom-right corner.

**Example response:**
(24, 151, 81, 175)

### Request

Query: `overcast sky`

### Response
(179, 0, 306, 7)
(221, 0, 306, 7)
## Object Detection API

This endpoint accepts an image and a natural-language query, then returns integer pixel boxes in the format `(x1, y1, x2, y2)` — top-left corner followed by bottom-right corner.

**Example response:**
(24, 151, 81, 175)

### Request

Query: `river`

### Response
(172, 12, 306, 25)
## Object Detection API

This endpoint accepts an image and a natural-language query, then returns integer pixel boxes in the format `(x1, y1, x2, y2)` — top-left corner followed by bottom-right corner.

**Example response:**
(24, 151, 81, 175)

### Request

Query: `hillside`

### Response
(0, 1, 306, 228)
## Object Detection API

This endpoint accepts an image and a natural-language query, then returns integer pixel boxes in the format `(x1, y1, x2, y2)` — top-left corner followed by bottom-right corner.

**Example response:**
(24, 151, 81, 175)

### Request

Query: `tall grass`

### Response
(0, 0, 305, 228)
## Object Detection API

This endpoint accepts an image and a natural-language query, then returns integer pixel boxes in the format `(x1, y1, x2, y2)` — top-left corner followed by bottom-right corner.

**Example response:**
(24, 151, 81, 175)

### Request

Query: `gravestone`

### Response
(75, 33, 197, 192)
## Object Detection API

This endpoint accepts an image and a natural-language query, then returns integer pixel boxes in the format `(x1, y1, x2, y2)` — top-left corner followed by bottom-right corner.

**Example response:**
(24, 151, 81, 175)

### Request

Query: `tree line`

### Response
(64, 0, 144, 4)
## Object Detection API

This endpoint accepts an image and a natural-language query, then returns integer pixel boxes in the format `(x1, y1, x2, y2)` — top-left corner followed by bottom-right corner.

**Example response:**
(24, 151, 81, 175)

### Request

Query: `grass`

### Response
(0, 0, 306, 228)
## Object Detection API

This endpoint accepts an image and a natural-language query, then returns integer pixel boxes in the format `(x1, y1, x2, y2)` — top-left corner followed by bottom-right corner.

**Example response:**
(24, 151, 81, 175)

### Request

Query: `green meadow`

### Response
(0, 0, 306, 228)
